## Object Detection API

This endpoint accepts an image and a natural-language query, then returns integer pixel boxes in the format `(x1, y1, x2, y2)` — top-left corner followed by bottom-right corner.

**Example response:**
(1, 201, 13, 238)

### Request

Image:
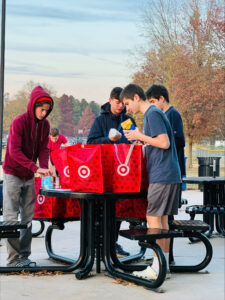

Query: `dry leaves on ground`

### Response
(112, 278, 137, 287)
(1, 270, 63, 276)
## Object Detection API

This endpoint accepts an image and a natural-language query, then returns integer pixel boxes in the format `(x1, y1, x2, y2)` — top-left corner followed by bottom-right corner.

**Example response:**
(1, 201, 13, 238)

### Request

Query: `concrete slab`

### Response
(0, 189, 224, 300)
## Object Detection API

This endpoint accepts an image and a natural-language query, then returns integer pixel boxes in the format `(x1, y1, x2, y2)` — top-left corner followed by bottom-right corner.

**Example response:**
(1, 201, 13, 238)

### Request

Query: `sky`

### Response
(2, 0, 147, 104)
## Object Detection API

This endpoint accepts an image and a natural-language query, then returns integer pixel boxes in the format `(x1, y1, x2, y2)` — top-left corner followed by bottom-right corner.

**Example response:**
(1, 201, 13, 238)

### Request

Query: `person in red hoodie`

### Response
(3, 85, 54, 267)
(48, 128, 69, 164)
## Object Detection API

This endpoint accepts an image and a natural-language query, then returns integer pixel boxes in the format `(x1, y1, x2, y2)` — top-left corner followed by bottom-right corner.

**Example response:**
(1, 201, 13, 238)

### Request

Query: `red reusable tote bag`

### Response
(67, 144, 113, 193)
(112, 144, 142, 193)
(33, 177, 81, 219)
(51, 147, 71, 188)
(33, 177, 67, 219)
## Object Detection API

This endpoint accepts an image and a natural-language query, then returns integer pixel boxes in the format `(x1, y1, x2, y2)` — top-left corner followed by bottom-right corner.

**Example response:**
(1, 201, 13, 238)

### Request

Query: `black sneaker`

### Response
(115, 243, 130, 257)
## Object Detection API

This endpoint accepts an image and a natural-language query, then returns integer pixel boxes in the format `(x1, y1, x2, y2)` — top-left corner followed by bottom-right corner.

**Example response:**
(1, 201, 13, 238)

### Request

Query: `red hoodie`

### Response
(3, 86, 54, 180)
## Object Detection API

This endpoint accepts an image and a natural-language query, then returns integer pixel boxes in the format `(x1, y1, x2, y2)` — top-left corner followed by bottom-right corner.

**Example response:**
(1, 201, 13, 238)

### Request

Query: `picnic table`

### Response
(183, 176, 225, 237)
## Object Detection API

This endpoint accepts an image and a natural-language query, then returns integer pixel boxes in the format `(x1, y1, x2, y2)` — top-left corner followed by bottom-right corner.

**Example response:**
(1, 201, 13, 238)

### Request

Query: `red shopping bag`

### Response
(64, 198, 81, 218)
(116, 198, 133, 218)
(132, 198, 147, 218)
(112, 144, 142, 193)
(34, 177, 66, 219)
(51, 147, 71, 188)
(33, 177, 80, 219)
(67, 144, 113, 193)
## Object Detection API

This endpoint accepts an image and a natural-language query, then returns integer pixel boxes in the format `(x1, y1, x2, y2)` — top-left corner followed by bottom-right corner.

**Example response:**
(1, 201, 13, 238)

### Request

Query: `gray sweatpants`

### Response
(3, 173, 35, 263)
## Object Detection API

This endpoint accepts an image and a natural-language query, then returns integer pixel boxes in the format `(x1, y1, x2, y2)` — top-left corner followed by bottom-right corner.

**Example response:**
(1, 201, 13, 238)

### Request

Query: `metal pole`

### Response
(0, 0, 6, 165)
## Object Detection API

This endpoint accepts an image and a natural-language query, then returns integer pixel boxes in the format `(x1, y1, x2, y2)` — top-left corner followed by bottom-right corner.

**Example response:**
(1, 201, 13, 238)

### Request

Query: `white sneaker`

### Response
(132, 266, 157, 280)
(166, 271, 171, 279)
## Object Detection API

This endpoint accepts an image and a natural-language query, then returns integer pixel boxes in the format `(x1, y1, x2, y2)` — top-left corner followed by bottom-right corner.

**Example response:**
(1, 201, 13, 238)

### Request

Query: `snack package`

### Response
(121, 119, 136, 142)
(121, 118, 136, 131)
(41, 176, 53, 189)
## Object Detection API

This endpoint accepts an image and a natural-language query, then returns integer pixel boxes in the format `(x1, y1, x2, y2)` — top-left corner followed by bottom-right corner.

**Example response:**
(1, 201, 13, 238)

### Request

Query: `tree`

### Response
(132, 0, 225, 167)
(58, 94, 77, 136)
(78, 106, 95, 135)
(70, 97, 82, 125)
(89, 101, 101, 117)
(80, 98, 88, 114)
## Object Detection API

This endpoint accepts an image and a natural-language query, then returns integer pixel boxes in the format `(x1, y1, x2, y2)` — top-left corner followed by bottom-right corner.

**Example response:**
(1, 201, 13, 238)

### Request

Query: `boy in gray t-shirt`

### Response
(120, 83, 181, 280)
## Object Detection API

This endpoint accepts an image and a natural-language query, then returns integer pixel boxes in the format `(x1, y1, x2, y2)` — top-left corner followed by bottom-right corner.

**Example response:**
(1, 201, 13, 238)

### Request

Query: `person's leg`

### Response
(146, 216, 161, 273)
(115, 220, 130, 256)
(3, 174, 22, 264)
(19, 177, 36, 260)
(161, 215, 170, 271)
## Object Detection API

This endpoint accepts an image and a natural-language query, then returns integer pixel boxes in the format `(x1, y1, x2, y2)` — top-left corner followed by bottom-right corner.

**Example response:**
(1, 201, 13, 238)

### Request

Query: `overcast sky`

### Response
(3, 0, 146, 104)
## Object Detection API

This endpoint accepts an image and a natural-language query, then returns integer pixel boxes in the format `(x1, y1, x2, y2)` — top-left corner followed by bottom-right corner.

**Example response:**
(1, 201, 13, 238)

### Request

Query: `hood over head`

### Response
(27, 85, 54, 121)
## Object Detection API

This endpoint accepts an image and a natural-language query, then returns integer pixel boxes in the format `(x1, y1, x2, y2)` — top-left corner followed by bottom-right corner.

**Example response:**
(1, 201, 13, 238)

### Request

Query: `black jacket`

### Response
(165, 106, 186, 176)
(87, 102, 136, 144)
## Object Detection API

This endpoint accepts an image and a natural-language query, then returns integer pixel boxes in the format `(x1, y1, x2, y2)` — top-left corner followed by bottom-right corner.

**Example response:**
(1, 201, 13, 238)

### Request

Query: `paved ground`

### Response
(0, 189, 224, 300)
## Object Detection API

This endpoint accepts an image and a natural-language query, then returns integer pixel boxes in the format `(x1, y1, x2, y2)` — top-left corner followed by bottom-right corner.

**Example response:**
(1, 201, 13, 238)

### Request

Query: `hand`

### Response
(37, 168, 53, 176)
(109, 132, 121, 142)
(123, 128, 141, 141)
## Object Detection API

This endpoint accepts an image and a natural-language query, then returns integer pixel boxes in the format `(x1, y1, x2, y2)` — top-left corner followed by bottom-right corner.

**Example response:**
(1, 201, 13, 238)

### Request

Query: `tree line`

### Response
(3, 81, 101, 137)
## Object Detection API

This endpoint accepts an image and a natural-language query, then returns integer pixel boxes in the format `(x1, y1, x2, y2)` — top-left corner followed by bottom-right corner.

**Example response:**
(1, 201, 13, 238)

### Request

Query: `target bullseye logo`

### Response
(117, 164, 130, 176)
(78, 165, 91, 178)
(63, 166, 70, 177)
(37, 195, 45, 205)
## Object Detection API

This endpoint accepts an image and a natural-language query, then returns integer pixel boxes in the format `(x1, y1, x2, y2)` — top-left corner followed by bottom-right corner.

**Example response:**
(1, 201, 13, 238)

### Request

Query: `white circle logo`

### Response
(117, 164, 130, 176)
(63, 166, 70, 177)
(78, 165, 91, 178)
(37, 195, 45, 205)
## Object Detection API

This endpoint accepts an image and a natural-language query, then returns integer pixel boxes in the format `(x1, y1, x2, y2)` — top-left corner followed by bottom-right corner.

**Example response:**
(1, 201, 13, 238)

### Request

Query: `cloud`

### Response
(7, 1, 140, 23)
(6, 62, 84, 78)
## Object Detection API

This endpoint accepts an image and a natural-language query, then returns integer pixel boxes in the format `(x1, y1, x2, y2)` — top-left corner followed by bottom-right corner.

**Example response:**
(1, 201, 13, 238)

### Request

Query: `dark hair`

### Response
(50, 128, 59, 137)
(110, 87, 123, 100)
(120, 84, 146, 101)
(145, 84, 169, 103)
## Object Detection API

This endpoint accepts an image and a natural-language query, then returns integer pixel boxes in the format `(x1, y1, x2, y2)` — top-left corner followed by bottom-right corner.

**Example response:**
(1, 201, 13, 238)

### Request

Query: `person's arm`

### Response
(60, 134, 70, 147)
(8, 119, 39, 173)
(124, 109, 170, 149)
(124, 128, 170, 149)
(38, 121, 51, 169)
(167, 111, 185, 147)
(87, 117, 112, 144)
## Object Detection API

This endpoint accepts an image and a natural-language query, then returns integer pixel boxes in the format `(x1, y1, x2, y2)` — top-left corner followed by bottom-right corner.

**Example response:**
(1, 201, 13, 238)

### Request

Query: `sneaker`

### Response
(132, 266, 157, 280)
(115, 243, 130, 257)
(7, 258, 21, 267)
(166, 270, 171, 279)
(16, 258, 36, 267)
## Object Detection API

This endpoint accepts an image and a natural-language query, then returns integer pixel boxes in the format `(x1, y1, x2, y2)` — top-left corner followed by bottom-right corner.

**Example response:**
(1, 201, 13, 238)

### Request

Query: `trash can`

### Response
(197, 157, 221, 177)
(197, 157, 221, 190)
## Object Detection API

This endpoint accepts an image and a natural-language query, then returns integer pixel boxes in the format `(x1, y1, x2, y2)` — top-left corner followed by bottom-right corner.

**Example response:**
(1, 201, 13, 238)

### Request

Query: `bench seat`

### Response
(170, 219, 210, 231)
(119, 228, 182, 241)
(0, 221, 27, 238)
